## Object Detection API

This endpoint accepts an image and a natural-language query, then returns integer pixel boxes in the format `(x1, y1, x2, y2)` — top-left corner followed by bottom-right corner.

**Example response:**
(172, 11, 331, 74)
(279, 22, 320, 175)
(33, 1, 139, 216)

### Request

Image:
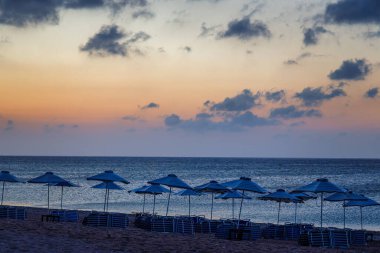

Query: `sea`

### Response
(0, 156, 379, 231)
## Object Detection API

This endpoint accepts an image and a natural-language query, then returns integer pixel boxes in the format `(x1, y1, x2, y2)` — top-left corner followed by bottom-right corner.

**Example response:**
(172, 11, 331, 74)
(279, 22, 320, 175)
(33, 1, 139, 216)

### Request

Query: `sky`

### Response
(0, 0, 380, 158)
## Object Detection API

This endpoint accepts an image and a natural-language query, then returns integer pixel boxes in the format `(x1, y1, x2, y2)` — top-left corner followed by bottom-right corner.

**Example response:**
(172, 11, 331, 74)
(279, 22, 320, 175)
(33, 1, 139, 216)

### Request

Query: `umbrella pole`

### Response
(294, 202, 298, 224)
(188, 195, 191, 217)
(232, 198, 235, 219)
(103, 188, 107, 212)
(153, 194, 156, 215)
(1, 181, 5, 205)
(211, 192, 214, 220)
(166, 187, 172, 216)
(237, 190, 245, 228)
(107, 188, 110, 212)
(277, 202, 281, 225)
(343, 200, 346, 229)
(60, 186, 63, 210)
(360, 207, 363, 230)
(320, 192, 323, 228)
(48, 184, 50, 212)
(143, 194, 146, 213)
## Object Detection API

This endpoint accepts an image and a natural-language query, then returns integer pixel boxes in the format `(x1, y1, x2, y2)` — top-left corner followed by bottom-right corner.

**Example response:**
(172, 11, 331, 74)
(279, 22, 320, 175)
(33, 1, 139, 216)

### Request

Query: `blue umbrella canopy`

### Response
(194, 180, 229, 193)
(175, 189, 202, 196)
(136, 183, 170, 215)
(293, 178, 346, 227)
(128, 185, 149, 194)
(215, 190, 252, 200)
(148, 174, 191, 189)
(325, 191, 367, 202)
(222, 177, 267, 193)
(290, 192, 317, 201)
(48, 180, 80, 210)
(0, 171, 23, 205)
(258, 189, 300, 224)
(293, 178, 346, 193)
(87, 170, 129, 184)
(92, 182, 125, 190)
(344, 196, 380, 230)
(0, 171, 23, 183)
(28, 172, 67, 184)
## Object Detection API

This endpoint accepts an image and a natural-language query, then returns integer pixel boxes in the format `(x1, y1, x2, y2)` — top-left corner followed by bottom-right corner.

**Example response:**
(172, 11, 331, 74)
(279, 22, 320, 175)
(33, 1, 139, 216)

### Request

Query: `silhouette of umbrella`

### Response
(48, 181, 80, 210)
(222, 177, 267, 223)
(0, 171, 23, 205)
(175, 189, 202, 217)
(194, 180, 229, 219)
(87, 170, 129, 212)
(344, 196, 380, 229)
(290, 192, 316, 223)
(258, 189, 300, 224)
(28, 172, 68, 211)
(148, 174, 191, 216)
(325, 191, 367, 228)
(134, 183, 170, 215)
(129, 185, 150, 213)
(293, 178, 346, 227)
(215, 190, 251, 219)
(91, 182, 125, 212)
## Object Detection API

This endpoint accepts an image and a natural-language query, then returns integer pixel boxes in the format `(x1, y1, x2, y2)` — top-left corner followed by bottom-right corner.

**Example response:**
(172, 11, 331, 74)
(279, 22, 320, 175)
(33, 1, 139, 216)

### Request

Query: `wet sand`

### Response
(0, 207, 379, 253)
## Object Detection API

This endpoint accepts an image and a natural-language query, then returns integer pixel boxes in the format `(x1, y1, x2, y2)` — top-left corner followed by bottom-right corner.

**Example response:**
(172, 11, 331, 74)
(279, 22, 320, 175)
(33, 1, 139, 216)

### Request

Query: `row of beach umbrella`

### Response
(0, 170, 379, 229)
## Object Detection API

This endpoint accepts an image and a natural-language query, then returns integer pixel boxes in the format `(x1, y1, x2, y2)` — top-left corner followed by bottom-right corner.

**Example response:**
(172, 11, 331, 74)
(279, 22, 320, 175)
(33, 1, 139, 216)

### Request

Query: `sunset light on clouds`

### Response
(0, 0, 380, 157)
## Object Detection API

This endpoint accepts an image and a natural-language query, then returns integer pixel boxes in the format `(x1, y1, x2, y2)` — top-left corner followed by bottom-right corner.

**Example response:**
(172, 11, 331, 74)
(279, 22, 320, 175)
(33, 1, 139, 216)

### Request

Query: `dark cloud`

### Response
(270, 105, 321, 119)
(230, 111, 277, 127)
(284, 52, 316, 65)
(80, 25, 150, 57)
(132, 9, 155, 19)
(199, 22, 221, 37)
(295, 86, 346, 107)
(328, 59, 371, 80)
(364, 87, 379, 98)
(303, 26, 330, 46)
(218, 17, 271, 41)
(265, 90, 285, 102)
(64, 0, 104, 9)
(208, 89, 260, 112)
(141, 102, 159, 110)
(122, 115, 139, 120)
(284, 60, 298, 65)
(4, 120, 14, 131)
(164, 114, 181, 127)
(289, 121, 306, 127)
(182, 46, 192, 53)
(325, 0, 380, 24)
(66, 0, 148, 13)
(0, 0, 61, 27)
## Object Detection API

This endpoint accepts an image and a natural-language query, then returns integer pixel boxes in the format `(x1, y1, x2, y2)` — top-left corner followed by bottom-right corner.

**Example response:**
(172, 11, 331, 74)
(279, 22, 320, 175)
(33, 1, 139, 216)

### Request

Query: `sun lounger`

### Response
(350, 230, 367, 246)
(83, 212, 129, 229)
(308, 228, 331, 247)
(50, 210, 79, 222)
(330, 229, 350, 249)
(174, 217, 195, 235)
(0, 206, 27, 220)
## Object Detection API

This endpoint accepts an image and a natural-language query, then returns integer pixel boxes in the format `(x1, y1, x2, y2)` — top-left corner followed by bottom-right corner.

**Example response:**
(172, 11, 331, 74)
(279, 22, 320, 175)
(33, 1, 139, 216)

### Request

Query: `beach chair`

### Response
(263, 224, 285, 239)
(215, 223, 234, 239)
(175, 217, 195, 235)
(330, 229, 350, 249)
(83, 212, 108, 227)
(151, 216, 175, 233)
(284, 223, 301, 240)
(50, 210, 79, 222)
(308, 228, 331, 247)
(197, 219, 221, 234)
(350, 230, 367, 246)
(0, 206, 27, 220)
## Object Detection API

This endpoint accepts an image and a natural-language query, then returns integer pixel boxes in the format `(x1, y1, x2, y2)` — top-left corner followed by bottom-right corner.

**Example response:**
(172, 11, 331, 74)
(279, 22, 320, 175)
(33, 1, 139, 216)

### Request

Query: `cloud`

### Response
(141, 102, 159, 110)
(218, 17, 271, 41)
(364, 30, 380, 38)
(208, 89, 260, 112)
(325, 0, 380, 24)
(80, 24, 150, 57)
(64, 0, 104, 9)
(364, 87, 379, 98)
(122, 115, 139, 121)
(289, 121, 306, 127)
(164, 111, 277, 132)
(270, 105, 322, 119)
(181, 46, 192, 53)
(284, 60, 298, 65)
(295, 86, 346, 107)
(4, 120, 14, 131)
(284, 52, 316, 65)
(328, 59, 371, 80)
(132, 9, 155, 19)
(303, 26, 330, 46)
(0, 0, 61, 27)
(65, 0, 148, 14)
(199, 22, 221, 37)
(265, 90, 285, 102)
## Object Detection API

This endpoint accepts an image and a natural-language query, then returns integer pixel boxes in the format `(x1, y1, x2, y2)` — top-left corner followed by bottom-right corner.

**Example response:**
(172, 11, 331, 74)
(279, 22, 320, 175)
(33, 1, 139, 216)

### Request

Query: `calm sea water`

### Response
(0, 156, 379, 230)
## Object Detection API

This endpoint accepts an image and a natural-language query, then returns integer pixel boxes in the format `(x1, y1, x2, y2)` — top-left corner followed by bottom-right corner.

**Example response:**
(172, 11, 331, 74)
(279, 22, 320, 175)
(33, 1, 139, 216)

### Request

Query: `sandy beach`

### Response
(0, 207, 379, 253)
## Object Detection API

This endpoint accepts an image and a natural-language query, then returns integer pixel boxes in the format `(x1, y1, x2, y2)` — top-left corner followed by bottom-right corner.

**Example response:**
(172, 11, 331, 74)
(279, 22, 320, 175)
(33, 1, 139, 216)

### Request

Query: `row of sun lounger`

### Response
(307, 228, 367, 248)
(0, 206, 27, 220)
(82, 212, 129, 229)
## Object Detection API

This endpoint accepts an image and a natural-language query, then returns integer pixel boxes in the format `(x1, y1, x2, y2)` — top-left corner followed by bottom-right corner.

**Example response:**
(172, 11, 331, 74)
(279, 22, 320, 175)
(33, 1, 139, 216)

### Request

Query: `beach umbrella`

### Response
(129, 185, 150, 213)
(0, 171, 23, 205)
(194, 180, 229, 220)
(344, 196, 380, 230)
(222, 177, 267, 223)
(135, 183, 171, 215)
(325, 191, 367, 228)
(215, 190, 251, 219)
(48, 181, 80, 210)
(91, 181, 125, 212)
(258, 189, 300, 224)
(293, 178, 346, 227)
(87, 170, 130, 212)
(148, 174, 191, 216)
(290, 192, 317, 223)
(28, 172, 68, 211)
(175, 189, 202, 217)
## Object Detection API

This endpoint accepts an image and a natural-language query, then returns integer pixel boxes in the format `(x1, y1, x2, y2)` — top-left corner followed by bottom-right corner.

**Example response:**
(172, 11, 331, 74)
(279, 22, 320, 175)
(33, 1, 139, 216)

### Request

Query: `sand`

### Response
(0, 207, 379, 253)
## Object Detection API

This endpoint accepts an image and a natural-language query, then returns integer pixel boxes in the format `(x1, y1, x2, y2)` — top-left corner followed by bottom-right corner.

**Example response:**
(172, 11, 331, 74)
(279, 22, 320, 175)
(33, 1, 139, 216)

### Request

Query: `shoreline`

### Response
(0, 206, 379, 252)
